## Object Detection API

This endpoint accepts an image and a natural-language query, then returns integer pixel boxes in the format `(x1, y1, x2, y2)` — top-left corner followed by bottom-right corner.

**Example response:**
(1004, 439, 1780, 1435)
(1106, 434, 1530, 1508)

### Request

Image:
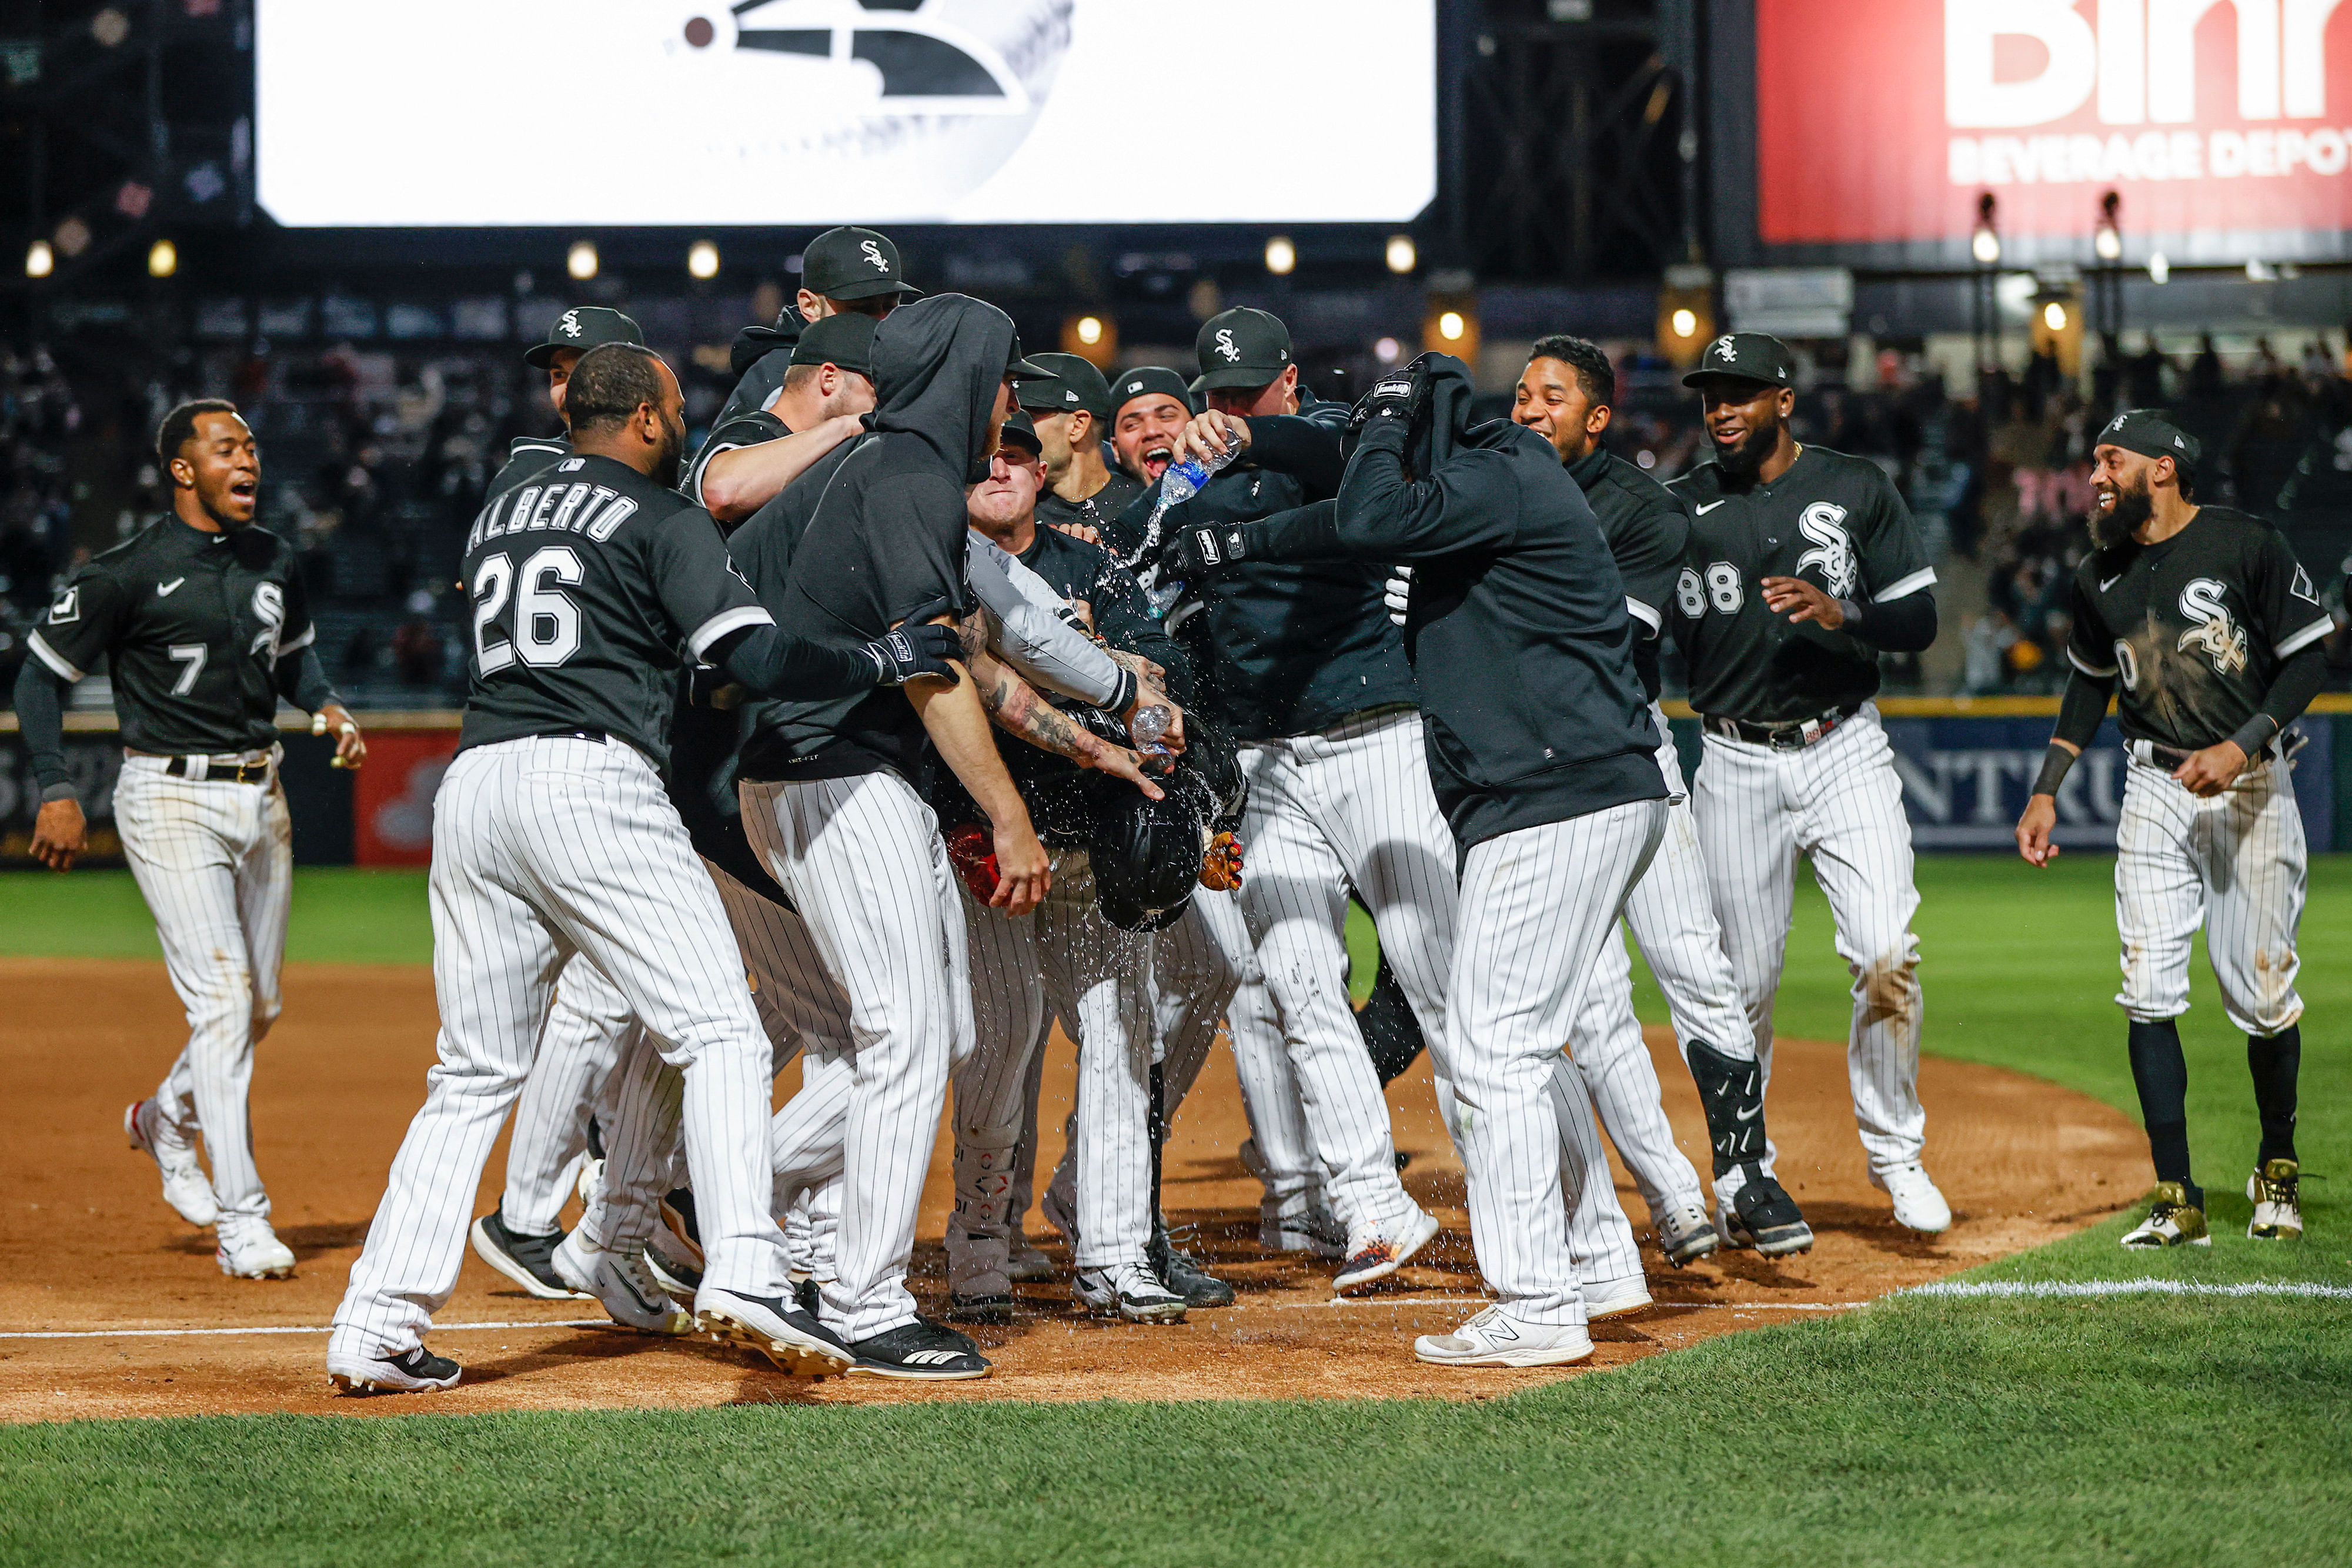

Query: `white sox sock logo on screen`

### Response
(2176, 578, 2249, 675)
(1796, 503, 1857, 599)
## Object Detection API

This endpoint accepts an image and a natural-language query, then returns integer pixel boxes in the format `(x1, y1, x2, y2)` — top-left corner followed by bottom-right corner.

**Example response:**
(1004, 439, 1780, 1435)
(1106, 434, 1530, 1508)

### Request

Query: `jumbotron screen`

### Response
(255, 0, 1438, 227)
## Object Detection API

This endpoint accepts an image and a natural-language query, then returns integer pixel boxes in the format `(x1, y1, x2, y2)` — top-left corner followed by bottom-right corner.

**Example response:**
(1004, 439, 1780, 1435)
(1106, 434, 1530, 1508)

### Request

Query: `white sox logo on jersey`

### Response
(249, 582, 286, 659)
(1795, 503, 1857, 599)
(2175, 578, 2249, 675)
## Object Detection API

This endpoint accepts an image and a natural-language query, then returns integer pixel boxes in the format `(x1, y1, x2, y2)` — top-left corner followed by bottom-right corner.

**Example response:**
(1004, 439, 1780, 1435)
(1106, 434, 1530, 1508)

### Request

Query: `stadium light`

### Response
(1060, 312, 1117, 366)
(1075, 315, 1104, 346)
(1437, 311, 1466, 341)
(2148, 252, 2170, 285)
(1264, 235, 1296, 276)
(1971, 192, 2000, 266)
(24, 240, 52, 279)
(147, 238, 176, 278)
(687, 240, 720, 279)
(1385, 235, 1416, 275)
(567, 240, 599, 280)
(1374, 336, 1403, 365)
(2042, 301, 2067, 331)
(1670, 307, 1699, 339)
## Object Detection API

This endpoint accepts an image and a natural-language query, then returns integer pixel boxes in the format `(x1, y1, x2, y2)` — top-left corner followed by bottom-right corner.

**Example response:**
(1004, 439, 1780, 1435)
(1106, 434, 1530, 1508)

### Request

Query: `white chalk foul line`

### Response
(1899, 1279, 2352, 1302)
(0, 1319, 608, 1342)
(1269, 1296, 1863, 1313)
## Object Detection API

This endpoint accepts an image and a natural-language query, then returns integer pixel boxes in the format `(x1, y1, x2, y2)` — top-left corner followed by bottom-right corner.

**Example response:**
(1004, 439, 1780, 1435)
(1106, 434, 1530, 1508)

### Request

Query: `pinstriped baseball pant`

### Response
(2114, 757, 2305, 1035)
(1232, 709, 1451, 1240)
(1447, 800, 1666, 1326)
(499, 955, 630, 1236)
(742, 771, 973, 1342)
(113, 753, 293, 1228)
(331, 737, 788, 1361)
(1693, 706, 1926, 1178)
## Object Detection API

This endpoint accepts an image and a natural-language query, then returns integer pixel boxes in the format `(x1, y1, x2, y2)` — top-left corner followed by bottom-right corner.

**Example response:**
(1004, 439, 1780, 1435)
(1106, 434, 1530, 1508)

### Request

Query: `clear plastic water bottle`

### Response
(1130, 703, 1176, 775)
(1132, 428, 1247, 597)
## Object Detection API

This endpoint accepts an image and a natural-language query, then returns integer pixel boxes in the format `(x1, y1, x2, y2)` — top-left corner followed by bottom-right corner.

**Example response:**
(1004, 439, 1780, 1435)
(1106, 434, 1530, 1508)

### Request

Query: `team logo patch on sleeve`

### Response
(45, 586, 79, 624)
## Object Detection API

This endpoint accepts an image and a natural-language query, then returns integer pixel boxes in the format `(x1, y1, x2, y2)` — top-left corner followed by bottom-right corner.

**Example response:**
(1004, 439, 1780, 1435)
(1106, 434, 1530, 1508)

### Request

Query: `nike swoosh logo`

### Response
(157, 578, 185, 596)
(1735, 1104, 1762, 1121)
(2099, 574, 2123, 592)
(1695, 500, 1728, 514)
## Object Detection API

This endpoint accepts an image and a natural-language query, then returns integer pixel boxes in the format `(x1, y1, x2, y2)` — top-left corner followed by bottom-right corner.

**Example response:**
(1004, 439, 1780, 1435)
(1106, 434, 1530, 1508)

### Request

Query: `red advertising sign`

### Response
(352, 729, 458, 868)
(1756, 0, 2352, 248)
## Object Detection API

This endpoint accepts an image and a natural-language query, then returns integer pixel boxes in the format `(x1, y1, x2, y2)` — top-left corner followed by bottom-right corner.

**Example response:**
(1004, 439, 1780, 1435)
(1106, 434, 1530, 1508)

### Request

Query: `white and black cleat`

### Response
(845, 1316, 993, 1380)
(1075, 1262, 1188, 1324)
(1719, 1177, 1815, 1257)
(328, 1345, 461, 1395)
(470, 1208, 589, 1300)
(1655, 1202, 1721, 1266)
(694, 1288, 854, 1379)
(554, 1232, 691, 1336)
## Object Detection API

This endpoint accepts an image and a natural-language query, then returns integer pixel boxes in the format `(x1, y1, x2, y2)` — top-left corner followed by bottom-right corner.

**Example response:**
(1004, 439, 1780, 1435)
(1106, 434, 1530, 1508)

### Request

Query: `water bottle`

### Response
(1130, 703, 1177, 775)
(1131, 426, 1247, 596)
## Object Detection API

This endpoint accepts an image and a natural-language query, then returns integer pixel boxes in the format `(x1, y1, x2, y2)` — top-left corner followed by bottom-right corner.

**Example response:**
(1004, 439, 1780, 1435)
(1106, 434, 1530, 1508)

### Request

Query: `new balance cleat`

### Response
(1414, 1305, 1594, 1368)
(328, 1345, 460, 1395)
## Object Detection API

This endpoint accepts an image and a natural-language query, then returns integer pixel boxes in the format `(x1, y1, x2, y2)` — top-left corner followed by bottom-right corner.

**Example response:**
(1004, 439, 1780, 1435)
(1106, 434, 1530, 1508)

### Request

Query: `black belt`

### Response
(529, 728, 607, 744)
(1703, 706, 1860, 751)
(164, 756, 271, 784)
(2136, 733, 2294, 770)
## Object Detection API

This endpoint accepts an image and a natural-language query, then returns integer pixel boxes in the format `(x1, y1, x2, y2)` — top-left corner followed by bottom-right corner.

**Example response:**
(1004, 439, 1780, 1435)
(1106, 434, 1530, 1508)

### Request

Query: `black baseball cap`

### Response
(789, 311, 878, 378)
(1682, 331, 1795, 389)
(1112, 366, 1197, 417)
(1005, 331, 1054, 382)
(799, 226, 922, 303)
(999, 409, 1043, 457)
(524, 306, 643, 369)
(1192, 307, 1294, 392)
(1017, 352, 1114, 420)
(2096, 409, 2201, 473)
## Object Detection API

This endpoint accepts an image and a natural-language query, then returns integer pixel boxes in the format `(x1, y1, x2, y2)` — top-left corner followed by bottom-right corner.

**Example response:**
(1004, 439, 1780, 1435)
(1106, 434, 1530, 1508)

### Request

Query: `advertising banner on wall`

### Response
(1741, 0, 2352, 265)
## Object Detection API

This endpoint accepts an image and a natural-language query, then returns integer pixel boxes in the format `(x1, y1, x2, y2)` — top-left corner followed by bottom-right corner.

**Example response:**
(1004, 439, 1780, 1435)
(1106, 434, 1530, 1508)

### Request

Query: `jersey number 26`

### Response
(473, 546, 583, 673)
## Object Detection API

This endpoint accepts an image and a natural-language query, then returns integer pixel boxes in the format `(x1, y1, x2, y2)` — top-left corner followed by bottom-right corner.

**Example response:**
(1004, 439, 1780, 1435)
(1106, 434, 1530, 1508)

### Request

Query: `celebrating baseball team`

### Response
(16, 223, 2323, 1392)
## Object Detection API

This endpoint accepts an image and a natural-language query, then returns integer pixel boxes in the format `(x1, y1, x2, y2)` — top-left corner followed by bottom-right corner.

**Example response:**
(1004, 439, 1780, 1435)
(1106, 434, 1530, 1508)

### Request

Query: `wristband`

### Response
(1835, 599, 1864, 631)
(40, 782, 80, 805)
(2030, 743, 2076, 798)
(2226, 715, 2279, 760)
(1109, 664, 1139, 716)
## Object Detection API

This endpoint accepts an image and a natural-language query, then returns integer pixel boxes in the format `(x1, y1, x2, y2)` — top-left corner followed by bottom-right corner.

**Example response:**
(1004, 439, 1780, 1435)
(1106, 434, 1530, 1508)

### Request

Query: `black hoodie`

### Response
(1239, 355, 1665, 848)
(736, 293, 1013, 783)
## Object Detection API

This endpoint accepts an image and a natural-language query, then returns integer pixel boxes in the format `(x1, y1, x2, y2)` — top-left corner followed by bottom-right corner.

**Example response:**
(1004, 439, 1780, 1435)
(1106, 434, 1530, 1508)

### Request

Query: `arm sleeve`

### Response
(12, 656, 75, 798)
(685, 411, 789, 508)
(273, 645, 342, 713)
(2229, 641, 2327, 755)
(1838, 590, 1938, 652)
(707, 623, 877, 700)
(25, 570, 128, 683)
(1243, 415, 1348, 499)
(2052, 667, 2116, 751)
(964, 534, 1128, 707)
(1857, 469, 1937, 604)
(2251, 529, 2334, 659)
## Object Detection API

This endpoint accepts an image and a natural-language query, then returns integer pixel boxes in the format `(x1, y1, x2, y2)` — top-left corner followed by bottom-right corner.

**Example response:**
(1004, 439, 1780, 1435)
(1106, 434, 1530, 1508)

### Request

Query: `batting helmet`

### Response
(1089, 781, 1205, 933)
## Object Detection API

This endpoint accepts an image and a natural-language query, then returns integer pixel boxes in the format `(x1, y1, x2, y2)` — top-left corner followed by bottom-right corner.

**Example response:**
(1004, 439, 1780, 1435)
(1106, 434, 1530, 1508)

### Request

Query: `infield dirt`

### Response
(0, 956, 2147, 1420)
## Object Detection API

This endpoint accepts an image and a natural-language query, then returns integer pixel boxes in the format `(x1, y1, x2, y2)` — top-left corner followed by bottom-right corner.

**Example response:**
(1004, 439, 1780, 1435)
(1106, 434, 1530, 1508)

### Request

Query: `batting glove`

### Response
(1159, 521, 1249, 584)
(1384, 564, 1415, 626)
(864, 623, 963, 687)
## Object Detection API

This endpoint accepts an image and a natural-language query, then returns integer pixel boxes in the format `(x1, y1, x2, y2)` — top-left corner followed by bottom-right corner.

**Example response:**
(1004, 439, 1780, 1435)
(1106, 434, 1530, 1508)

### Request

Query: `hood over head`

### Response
(1405, 352, 1511, 473)
(870, 293, 1025, 484)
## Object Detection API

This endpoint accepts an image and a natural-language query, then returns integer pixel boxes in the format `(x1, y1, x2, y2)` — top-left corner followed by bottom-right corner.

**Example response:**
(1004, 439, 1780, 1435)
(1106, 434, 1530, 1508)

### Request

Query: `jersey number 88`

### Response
(1676, 562, 1745, 617)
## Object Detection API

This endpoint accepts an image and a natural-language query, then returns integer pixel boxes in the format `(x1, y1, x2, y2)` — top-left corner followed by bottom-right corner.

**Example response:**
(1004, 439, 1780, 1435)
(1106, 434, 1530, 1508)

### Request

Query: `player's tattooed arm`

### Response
(970, 646, 1164, 799)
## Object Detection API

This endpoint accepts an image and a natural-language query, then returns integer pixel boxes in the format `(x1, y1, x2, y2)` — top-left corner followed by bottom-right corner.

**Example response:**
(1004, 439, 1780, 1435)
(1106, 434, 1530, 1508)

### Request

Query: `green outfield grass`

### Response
(3, 855, 2347, 1564)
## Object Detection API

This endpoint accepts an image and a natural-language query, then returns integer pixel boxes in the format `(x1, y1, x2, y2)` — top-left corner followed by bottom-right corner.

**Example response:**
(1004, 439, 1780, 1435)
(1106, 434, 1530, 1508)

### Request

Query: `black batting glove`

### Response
(1352, 355, 1432, 433)
(1159, 520, 1249, 583)
(864, 623, 964, 687)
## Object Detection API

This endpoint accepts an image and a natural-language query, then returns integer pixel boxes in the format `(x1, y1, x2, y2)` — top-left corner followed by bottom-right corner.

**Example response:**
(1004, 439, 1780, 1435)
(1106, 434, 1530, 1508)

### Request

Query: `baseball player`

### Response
(16, 397, 365, 1281)
(1142, 307, 1446, 1292)
(2016, 410, 2328, 1247)
(697, 226, 915, 449)
(1020, 354, 1147, 540)
(326, 345, 961, 1393)
(687, 311, 878, 525)
(490, 306, 644, 497)
(1506, 337, 1811, 1264)
(727, 295, 1061, 1380)
(1667, 332, 1948, 1235)
(1162, 352, 1669, 1367)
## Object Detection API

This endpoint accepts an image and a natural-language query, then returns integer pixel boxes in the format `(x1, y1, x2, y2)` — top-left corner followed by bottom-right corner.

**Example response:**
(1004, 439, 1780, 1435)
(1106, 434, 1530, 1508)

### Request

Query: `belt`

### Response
(2133, 732, 2295, 771)
(1703, 706, 1859, 751)
(163, 756, 271, 785)
(529, 728, 608, 745)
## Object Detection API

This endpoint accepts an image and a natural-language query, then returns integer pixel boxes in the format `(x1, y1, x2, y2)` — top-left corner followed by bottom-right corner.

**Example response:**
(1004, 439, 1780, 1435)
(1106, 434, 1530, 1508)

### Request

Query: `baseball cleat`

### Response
(1075, 1262, 1189, 1323)
(845, 1317, 993, 1380)
(660, 1188, 704, 1269)
(1005, 1235, 1057, 1283)
(694, 1288, 854, 1378)
(792, 1276, 824, 1317)
(947, 1290, 1016, 1324)
(1655, 1202, 1721, 1266)
(328, 1345, 462, 1395)
(554, 1232, 691, 1336)
(1870, 1162, 1952, 1234)
(215, 1221, 296, 1279)
(574, 1155, 605, 1212)
(1720, 1176, 1815, 1256)
(1150, 1222, 1235, 1309)
(469, 1209, 589, 1300)
(1334, 1208, 1444, 1293)
(1414, 1305, 1595, 1369)
(2120, 1183, 2211, 1248)
(2247, 1160, 2303, 1240)
(1580, 1273, 1653, 1320)
(125, 1098, 218, 1226)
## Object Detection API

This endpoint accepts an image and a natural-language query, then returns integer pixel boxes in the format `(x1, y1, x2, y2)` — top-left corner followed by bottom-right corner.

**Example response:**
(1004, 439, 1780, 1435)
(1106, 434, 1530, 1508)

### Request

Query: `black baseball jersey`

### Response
(2065, 505, 2332, 750)
(1037, 468, 1145, 544)
(1668, 446, 1936, 724)
(455, 453, 774, 767)
(1568, 447, 1688, 703)
(488, 433, 570, 499)
(28, 517, 317, 756)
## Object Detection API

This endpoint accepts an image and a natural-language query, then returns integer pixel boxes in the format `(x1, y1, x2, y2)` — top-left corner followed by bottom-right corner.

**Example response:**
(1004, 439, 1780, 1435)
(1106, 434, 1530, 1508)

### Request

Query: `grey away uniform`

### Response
(21, 517, 335, 1248)
(1204, 356, 1669, 1336)
(330, 452, 884, 1373)
(2063, 506, 2330, 1035)
(1669, 445, 1940, 1188)
(1139, 401, 1446, 1265)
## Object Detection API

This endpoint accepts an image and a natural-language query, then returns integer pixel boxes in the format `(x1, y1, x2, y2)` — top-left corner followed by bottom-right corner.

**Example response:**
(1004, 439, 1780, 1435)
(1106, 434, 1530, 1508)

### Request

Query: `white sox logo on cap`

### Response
(860, 239, 890, 273)
(558, 309, 583, 339)
(1215, 329, 1240, 362)
(1712, 334, 1735, 360)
